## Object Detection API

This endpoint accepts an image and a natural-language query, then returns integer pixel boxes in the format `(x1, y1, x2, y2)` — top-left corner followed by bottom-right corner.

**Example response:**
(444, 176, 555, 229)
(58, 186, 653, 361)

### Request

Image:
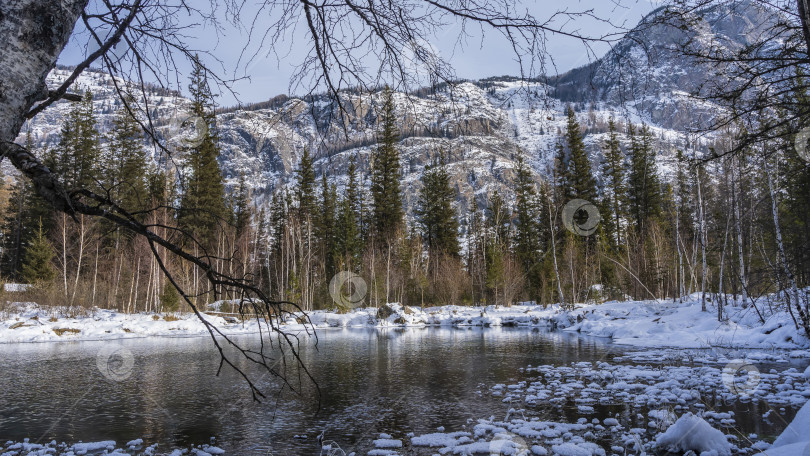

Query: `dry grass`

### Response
(162, 315, 180, 322)
(53, 328, 80, 336)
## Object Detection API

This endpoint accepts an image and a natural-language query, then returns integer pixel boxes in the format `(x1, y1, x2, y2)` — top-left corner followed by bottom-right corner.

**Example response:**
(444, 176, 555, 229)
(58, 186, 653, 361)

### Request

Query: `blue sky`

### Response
(59, 0, 659, 107)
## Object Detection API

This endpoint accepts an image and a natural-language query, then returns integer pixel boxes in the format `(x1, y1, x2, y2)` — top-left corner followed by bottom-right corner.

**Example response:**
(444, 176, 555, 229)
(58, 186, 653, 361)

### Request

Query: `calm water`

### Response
(0, 327, 804, 455)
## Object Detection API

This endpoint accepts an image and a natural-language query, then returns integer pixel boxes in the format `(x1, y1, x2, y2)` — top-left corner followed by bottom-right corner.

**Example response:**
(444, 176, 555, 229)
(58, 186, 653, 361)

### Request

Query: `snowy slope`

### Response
(16, 1, 773, 219)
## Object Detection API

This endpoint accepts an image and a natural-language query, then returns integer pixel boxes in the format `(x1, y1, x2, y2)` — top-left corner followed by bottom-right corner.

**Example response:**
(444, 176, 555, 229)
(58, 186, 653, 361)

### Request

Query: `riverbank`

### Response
(3, 355, 809, 455)
(365, 359, 810, 456)
(1, 293, 809, 352)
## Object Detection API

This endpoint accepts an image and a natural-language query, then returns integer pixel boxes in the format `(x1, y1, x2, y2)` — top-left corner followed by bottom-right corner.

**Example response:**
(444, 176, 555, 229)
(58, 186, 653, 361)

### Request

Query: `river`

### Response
(0, 327, 805, 454)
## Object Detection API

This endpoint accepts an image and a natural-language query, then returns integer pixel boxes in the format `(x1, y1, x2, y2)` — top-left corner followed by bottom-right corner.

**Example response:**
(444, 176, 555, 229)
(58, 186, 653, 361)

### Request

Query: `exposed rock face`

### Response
(18, 1, 772, 222)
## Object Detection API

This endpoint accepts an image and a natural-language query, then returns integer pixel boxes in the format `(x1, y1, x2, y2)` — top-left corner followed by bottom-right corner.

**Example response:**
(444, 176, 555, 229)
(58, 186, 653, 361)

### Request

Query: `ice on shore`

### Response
(3, 293, 810, 352)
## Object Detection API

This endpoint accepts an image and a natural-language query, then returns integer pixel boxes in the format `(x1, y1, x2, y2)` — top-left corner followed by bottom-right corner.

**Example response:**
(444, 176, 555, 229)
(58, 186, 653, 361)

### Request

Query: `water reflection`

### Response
(0, 327, 800, 454)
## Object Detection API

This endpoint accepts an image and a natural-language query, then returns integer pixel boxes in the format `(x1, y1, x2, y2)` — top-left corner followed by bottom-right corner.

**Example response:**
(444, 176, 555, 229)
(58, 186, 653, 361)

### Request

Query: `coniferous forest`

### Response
(5, 1, 810, 454)
(4, 66, 810, 341)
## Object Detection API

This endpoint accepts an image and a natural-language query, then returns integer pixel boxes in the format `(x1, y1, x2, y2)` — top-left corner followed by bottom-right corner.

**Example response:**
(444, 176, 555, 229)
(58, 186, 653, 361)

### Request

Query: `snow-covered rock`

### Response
(770, 400, 810, 450)
(655, 413, 732, 456)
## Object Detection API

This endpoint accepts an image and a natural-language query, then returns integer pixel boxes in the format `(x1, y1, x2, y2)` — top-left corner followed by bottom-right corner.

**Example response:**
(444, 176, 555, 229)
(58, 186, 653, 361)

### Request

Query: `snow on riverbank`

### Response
(4, 366, 809, 455)
(0, 438, 224, 455)
(362, 359, 810, 456)
(1, 293, 809, 352)
(0, 303, 263, 343)
(557, 293, 810, 350)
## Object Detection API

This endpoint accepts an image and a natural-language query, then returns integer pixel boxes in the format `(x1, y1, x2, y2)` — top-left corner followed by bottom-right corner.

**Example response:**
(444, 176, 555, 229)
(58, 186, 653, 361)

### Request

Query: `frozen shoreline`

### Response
(1, 293, 809, 352)
(3, 358, 809, 455)
(2, 295, 810, 455)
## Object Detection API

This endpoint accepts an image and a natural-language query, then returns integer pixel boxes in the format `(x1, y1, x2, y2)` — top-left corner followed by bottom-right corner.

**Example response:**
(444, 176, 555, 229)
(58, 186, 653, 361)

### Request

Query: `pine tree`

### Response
(627, 124, 662, 233)
(554, 140, 571, 199)
(2, 133, 53, 278)
(55, 90, 101, 190)
(319, 171, 337, 278)
(564, 106, 598, 202)
(485, 191, 511, 304)
(415, 152, 460, 257)
(160, 281, 180, 312)
(487, 190, 511, 247)
(105, 103, 149, 214)
(232, 173, 252, 238)
(296, 148, 317, 221)
(601, 118, 627, 248)
(178, 56, 228, 246)
(21, 220, 56, 285)
(336, 157, 363, 270)
(513, 151, 542, 286)
(371, 86, 404, 240)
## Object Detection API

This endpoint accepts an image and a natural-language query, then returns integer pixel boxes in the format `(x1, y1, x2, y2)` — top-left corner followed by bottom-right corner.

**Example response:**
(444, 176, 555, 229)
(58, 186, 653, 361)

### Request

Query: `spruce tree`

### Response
(554, 140, 571, 199)
(160, 281, 180, 312)
(485, 191, 510, 303)
(296, 149, 317, 221)
(513, 152, 541, 274)
(56, 90, 101, 190)
(627, 124, 662, 233)
(319, 171, 337, 278)
(601, 118, 627, 248)
(232, 173, 252, 238)
(178, 56, 228, 246)
(105, 104, 149, 214)
(487, 190, 511, 247)
(564, 106, 598, 202)
(2, 133, 53, 278)
(21, 220, 56, 285)
(371, 86, 404, 240)
(336, 157, 362, 270)
(415, 152, 460, 257)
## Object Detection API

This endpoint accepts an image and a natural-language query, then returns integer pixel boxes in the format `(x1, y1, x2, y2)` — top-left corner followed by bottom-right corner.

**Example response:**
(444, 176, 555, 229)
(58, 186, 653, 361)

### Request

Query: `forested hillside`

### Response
(2, 1, 809, 341)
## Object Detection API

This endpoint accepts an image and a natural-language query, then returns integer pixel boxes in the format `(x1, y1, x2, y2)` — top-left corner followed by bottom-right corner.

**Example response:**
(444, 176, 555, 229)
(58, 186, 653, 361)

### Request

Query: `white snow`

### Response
(655, 413, 732, 456)
(771, 399, 810, 449)
(3, 293, 808, 352)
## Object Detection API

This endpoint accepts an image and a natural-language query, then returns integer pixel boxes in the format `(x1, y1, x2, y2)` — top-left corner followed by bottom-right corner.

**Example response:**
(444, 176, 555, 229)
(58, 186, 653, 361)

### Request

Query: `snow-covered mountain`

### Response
(19, 0, 775, 219)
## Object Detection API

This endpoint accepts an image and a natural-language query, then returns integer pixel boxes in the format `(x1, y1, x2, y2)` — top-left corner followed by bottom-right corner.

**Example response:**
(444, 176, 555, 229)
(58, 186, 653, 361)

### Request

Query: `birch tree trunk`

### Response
(732, 158, 748, 307)
(696, 166, 708, 312)
(765, 154, 808, 336)
(547, 199, 566, 309)
(0, 1, 87, 145)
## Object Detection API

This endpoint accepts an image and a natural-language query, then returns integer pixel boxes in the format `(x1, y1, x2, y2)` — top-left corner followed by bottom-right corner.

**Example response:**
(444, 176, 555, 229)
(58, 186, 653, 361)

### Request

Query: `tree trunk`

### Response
(732, 159, 748, 307)
(0, 1, 87, 144)
(765, 155, 808, 335)
(696, 166, 708, 312)
(547, 199, 566, 309)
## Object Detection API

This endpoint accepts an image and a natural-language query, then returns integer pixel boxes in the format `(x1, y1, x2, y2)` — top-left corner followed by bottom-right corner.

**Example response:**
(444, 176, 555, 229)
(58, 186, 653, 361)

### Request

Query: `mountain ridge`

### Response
(17, 1, 770, 222)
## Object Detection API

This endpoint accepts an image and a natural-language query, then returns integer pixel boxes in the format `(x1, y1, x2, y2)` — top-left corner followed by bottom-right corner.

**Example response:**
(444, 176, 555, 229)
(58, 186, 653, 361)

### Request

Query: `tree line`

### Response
(3, 73, 809, 335)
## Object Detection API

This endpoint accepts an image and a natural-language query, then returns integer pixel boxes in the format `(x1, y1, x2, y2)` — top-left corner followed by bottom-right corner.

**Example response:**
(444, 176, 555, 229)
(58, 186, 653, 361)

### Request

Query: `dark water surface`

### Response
(0, 327, 804, 455)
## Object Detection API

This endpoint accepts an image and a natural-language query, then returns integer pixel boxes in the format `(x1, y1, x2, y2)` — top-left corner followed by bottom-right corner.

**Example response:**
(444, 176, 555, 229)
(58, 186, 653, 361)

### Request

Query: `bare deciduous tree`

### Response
(0, 0, 623, 398)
